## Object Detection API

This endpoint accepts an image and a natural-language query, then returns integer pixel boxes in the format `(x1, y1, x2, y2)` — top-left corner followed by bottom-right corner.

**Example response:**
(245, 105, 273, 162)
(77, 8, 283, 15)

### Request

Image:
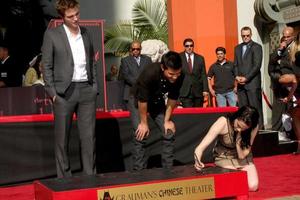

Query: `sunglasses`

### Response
(242, 34, 250, 38)
(132, 48, 141, 51)
(185, 44, 194, 48)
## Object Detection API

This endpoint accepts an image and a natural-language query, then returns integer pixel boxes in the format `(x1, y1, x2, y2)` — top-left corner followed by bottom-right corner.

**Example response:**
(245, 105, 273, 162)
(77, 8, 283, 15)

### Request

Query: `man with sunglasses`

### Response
(179, 38, 209, 107)
(119, 41, 152, 110)
(234, 26, 263, 127)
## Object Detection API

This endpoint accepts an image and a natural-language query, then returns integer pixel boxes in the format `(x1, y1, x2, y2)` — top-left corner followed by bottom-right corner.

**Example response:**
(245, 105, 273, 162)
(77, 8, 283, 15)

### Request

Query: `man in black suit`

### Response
(42, 0, 98, 178)
(234, 26, 263, 127)
(119, 41, 152, 110)
(268, 27, 295, 141)
(179, 38, 209, 107)
(0, 43, 22, 87)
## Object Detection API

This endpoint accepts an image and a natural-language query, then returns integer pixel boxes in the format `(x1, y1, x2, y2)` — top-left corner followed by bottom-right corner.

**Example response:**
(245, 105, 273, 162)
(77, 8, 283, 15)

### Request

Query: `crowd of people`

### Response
(0, 44, 44, 87)
(1, 0, 300, 193)
(0, 43, 22, 87)
(194, 26, 300, 192)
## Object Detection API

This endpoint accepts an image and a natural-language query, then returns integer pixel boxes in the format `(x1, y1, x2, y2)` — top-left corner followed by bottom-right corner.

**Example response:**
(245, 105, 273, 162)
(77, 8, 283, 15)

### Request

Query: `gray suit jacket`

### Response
(119, 54, 152, 101)
(42, 25, 97, 98)
(234, 40, 262, 90)
(179, 52, 208, 97)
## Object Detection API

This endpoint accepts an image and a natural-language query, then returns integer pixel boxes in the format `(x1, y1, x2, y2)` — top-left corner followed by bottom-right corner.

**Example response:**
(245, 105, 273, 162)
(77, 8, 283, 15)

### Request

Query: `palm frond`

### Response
(104, 21, 138, 54)
(104, 0, 168, 54)
(132, 0, 167, 32)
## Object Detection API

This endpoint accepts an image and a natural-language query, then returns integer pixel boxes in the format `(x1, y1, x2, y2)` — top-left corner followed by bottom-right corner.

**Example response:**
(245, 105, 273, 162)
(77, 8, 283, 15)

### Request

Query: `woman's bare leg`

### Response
(242, 164, 259, 192)
(216, 163, 259, 191)
(279, 74, 297, 103)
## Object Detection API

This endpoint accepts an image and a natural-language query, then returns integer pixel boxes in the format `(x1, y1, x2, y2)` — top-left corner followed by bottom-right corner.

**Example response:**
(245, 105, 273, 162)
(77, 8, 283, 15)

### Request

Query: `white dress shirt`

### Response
(63, 24, 88, 82)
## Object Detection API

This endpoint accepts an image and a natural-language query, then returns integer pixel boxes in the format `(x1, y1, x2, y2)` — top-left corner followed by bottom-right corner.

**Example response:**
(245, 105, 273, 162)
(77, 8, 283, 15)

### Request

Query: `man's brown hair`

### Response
(56, 0, 79, 17)
(241, 26, 252, 34)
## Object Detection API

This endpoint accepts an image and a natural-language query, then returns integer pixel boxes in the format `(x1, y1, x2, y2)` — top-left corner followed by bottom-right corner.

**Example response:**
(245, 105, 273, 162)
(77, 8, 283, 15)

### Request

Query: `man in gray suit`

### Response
(179, 38, 209, 107)
(42, 0, 98, 178)
(234, 26, 263, 127)
(119, 41, 152, 109)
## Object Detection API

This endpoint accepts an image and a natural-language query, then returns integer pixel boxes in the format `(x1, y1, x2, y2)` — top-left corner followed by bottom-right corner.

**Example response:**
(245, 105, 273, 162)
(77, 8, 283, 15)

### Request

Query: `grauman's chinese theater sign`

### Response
(97, 177, 215, 200)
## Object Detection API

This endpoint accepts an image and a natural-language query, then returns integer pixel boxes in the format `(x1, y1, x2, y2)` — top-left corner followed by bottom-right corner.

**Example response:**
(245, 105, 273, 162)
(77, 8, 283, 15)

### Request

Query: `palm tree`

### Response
(104, 0, 167, 55)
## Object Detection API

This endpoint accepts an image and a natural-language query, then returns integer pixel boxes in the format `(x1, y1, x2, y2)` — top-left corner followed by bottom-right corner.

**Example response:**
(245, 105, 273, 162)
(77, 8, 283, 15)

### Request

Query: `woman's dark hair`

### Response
(161, 51, 182, 70)
(228, 106, 259, 148)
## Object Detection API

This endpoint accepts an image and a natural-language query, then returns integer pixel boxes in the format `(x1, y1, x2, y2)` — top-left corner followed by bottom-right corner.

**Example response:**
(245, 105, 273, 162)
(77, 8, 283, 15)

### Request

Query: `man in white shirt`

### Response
(42, 0, 98, 178)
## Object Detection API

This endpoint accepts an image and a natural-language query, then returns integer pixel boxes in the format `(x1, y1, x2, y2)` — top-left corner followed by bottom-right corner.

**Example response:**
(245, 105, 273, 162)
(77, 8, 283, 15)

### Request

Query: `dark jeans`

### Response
(128, 96, 175, 170)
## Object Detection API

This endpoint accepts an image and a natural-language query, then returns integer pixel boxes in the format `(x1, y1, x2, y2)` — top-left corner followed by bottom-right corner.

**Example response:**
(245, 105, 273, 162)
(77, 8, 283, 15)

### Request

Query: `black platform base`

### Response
(252, 130, 298, 157)
(34, 165, 249, 200)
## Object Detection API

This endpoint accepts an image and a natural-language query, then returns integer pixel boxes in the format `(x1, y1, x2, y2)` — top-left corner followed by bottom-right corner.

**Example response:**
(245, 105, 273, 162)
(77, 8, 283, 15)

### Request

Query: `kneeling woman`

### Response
(194, 106, 259, 191)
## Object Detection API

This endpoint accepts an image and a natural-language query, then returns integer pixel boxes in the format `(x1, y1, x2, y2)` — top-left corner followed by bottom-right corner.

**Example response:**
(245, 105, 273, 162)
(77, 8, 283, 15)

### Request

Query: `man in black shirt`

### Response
(129, 51, 184, 170)
(207, 47, 237, 107)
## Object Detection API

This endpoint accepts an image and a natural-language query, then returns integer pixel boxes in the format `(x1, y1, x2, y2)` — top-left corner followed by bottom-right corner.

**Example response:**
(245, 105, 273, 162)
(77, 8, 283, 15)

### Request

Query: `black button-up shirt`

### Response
(131, 63, 184, 112)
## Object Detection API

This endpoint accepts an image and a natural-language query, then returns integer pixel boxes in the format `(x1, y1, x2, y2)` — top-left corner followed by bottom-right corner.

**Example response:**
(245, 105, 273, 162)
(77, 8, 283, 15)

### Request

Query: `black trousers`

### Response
(237, 88, 264, 127)
(128, 96, 175, 170)
(271, 85, 289, 131)
(180, 86, 204, 107)
(53, 82, 97, 178)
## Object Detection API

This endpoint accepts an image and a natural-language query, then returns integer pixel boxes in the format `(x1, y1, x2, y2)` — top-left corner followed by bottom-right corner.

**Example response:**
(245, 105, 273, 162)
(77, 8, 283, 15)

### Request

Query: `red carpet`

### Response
(1, 154, 300, 200)
(249, 154, 300, 199)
